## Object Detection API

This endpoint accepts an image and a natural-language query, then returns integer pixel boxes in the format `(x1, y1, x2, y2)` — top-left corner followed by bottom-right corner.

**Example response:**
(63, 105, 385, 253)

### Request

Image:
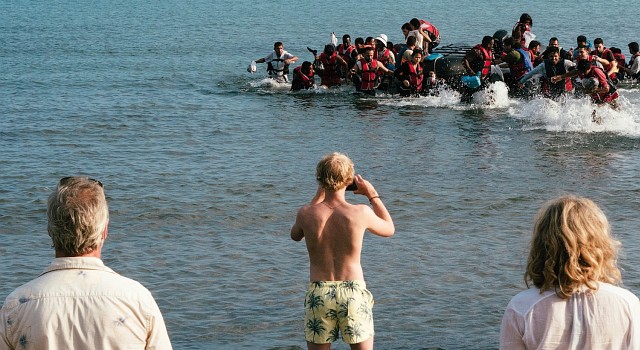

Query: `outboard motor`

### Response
(492, 29, 509, 57)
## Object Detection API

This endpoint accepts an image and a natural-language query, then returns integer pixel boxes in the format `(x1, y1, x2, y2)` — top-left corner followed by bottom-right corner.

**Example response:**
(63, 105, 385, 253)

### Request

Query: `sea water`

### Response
(1, 0, 639, 349)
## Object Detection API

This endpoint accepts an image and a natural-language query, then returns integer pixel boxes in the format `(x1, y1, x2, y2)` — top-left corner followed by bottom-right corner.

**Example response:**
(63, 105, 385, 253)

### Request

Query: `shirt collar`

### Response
(41, 257, 115, 276)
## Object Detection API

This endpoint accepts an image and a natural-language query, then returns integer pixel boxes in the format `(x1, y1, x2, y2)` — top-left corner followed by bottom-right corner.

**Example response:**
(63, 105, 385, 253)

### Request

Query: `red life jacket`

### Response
(337, 44, 356, 60)
(542, 59, 573, 94)
(319, 52, 341, 86)
(374, 48, 392, 63)
(591, 48, 616, 77)
(419, 19, 440, 42)
(408, 62, 423, 90)
(613, 52, 626, 69)
(358, 59, 379, 90)
(581, 66, 618, 103)
(291, 66, 314, 90)
(374, 49, 393, 76)
(529, 50, 542, 67)
(473, 44, 493, 77)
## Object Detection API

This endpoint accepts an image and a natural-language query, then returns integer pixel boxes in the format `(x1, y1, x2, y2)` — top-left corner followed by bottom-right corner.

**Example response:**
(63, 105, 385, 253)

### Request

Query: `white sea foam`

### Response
(508, 90, 640, 136)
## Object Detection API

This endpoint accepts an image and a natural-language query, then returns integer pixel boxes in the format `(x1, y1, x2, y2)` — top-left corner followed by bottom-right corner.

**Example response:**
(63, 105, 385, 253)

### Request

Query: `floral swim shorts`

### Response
(303, 280, 374, 345)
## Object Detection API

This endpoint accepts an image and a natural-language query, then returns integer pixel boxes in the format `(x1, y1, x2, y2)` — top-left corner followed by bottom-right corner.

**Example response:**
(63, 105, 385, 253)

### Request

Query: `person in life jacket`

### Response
(409, 18, 440, 53)
(349, 46, 394, 96)
(398, 35, 418, 66)
(373, 35, 395, 69)
(528, 40, 543, 67)
(574, 45, 608, 67)
(290, 61, 316, 91)
(591, 38, 618, 80)
(254, 42, 298, 83)
(512, 13, 533, 48)
(541, 38, 571, 61)
(618, 42, 640, 81)
(572, 35, 592, 60)
(460, 36, 495, 102)
(373, 34, 395, 91)
(395, 49, 425, 97)
(501, 36, 533, 93)
(519, 46, 576, 100)
(337, 34, 357, 72)
(610, 47, 626, 81)
(315, 44, 348, 87)
(463, 36, 495, 79)
(576, 59, 620, 121)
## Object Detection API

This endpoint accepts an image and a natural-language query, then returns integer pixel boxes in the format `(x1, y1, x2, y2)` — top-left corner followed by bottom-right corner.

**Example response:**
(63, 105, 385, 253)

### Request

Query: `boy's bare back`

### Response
(291, 174, 394, 282)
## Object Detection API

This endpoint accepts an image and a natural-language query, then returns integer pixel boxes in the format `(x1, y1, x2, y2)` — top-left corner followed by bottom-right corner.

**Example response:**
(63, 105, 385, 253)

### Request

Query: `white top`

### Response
(0, 257, 172, 350)
(264, 50, 295, 74)
(630, 55, 640, 75)
(519, 59, 576, 84)
(407, 30, 424, 51)
(500, 282, 640, 350)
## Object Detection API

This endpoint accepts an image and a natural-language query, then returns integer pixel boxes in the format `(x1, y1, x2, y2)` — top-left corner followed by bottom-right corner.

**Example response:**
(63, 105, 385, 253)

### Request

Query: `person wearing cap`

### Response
(374, 34, 395, 70)
(373, 34, 395, 91)
(0, 177, 173, 349)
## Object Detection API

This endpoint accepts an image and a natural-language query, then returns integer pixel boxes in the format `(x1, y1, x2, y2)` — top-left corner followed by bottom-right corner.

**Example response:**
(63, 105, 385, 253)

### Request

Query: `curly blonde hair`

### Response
(525, 195, 621, 299)
(316, 152, 354, 191)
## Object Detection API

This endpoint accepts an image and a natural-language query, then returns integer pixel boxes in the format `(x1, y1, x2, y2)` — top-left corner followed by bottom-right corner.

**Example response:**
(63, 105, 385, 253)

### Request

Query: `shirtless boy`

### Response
(291, 152, 394, 350)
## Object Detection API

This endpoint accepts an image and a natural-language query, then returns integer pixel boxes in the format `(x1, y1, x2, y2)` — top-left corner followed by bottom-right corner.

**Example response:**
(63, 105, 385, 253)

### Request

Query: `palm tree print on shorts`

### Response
(304, 281, 374, 344)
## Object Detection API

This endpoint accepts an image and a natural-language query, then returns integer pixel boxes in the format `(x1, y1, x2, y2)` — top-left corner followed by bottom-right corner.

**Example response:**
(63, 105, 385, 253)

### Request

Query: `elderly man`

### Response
(0, 176, 172, 350)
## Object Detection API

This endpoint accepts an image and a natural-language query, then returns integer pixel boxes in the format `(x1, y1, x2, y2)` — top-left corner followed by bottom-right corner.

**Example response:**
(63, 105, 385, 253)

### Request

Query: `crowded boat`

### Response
(247, 15, 640, 119)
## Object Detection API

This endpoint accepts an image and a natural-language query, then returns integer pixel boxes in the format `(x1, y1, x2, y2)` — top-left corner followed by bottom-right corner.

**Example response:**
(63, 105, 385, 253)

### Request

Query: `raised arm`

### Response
(285, 52, 298, 65)
(519, 63, 545, 84)
(353, 175, 394, 237)
(377, 63, 394, 75)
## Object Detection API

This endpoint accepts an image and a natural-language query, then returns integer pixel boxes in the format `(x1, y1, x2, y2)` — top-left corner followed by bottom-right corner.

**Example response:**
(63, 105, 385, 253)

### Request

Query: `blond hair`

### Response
(316, 152, 354, 191)
(525, 195, 621, 299)
(47, 177, 109, 256)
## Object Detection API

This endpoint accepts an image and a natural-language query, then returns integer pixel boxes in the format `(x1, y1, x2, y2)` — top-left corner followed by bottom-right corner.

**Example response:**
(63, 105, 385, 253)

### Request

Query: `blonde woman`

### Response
(500, 195, 640, 349)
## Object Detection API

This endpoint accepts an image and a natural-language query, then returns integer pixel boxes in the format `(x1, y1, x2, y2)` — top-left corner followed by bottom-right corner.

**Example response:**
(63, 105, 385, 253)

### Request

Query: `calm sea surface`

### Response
(1, 1, 639, 349)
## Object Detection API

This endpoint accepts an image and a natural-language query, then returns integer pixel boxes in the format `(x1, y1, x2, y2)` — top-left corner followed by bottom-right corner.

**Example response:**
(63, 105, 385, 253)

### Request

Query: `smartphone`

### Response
(346, 182, 357, 191)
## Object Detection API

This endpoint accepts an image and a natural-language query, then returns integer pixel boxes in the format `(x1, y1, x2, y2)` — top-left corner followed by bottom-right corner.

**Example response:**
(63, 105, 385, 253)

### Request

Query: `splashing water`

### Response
(508, 89, 640, 136)
(244, 75, 640, 137)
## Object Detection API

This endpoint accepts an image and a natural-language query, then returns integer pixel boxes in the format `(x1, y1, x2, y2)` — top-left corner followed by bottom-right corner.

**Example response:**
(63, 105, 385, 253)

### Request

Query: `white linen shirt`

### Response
(0, 257, 172, 350)
(500, 283, 640, 350)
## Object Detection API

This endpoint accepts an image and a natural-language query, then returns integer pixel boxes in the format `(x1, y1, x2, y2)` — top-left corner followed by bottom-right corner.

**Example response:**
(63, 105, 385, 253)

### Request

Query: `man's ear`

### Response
(103, 220, 109, 241)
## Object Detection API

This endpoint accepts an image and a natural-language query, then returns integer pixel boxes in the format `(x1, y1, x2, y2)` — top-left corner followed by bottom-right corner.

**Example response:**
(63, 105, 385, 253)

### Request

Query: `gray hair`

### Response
(47, 177, 109, 256)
